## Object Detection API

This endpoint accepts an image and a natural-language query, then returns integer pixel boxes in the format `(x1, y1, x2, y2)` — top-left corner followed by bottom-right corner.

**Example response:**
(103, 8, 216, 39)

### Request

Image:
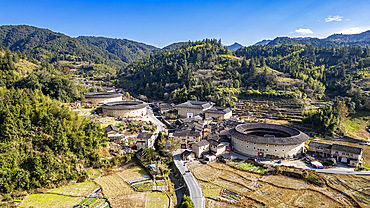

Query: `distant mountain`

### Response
(77, 36, 158, 63)
(325, 30, 370, 42)
(225, 42, 244, 50)
(266, 36, 370, 48)
(292, 37, 313, 40)
(0, 25, 158, 66)
(254, 39, 271, 45)
(267, 37, 337, 47)
(253, 30, 370, 48)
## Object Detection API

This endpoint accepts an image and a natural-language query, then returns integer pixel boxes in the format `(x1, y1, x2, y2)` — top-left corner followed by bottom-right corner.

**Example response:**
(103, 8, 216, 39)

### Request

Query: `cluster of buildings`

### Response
(307, 141, 363, 167)
(92, 95, 364, 168)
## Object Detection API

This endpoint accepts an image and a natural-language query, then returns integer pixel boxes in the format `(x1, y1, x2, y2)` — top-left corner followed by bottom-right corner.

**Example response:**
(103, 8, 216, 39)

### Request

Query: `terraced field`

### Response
(95, 173, 134, 197)
(193, 162, 369, 207)
(48, 181, 99, 197)
(20, 194, 81, 208)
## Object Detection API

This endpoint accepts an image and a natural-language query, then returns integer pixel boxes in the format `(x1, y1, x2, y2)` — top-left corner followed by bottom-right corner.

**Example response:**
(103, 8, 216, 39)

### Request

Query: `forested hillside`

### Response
(267, 37, 370, 48)
(326, 30, 370, 42)
(0, 46, 87, 102)
(236, 44, 370, 110)
(77, 36, 158, 63)
(0, 87, 106, 194)
(0, 25, 158, 68)
(117, 39, 370, 111)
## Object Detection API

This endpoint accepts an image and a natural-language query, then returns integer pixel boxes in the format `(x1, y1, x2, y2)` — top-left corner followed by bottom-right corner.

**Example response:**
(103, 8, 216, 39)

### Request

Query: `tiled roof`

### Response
(173, 130, 202, 137)
(332, 144, 362, 155)
(100, 101, 148, 110)
(176, 100, 214, 109)
(229, 123, 309, 145)
(137, 133, 154, 140)
(308, 141, 332, 149)
(84, 92, 122, 98)
(105, 125, 120, 132)
(194, 140, 210, 147)
(204, 106, 233, 114)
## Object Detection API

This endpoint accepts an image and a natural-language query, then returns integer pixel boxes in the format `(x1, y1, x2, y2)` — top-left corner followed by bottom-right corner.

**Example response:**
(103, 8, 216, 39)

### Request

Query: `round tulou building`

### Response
(100, 101, 148, 118)
(229, 123, 309, 158)
(84, 92, 123, 106)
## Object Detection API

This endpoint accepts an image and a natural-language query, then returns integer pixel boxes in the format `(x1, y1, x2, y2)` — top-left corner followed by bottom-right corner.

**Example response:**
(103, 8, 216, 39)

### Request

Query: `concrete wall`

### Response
(86, 96, 122, 106)
(102, 107, 147, 118)
(232, 136, 305, 158)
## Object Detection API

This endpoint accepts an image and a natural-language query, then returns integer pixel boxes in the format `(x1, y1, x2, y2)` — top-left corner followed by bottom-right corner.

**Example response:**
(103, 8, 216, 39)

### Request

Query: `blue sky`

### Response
(1, 0, 370, 48)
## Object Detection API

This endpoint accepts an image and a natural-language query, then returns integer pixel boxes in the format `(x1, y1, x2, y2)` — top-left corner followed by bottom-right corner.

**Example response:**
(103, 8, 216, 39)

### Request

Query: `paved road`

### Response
(146, 107, 164, 133)
(173, 149, 204, 208)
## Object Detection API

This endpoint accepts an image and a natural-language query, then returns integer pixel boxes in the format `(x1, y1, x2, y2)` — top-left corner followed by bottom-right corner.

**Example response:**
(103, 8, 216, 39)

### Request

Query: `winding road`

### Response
(173, 149, 205, 208)
(146, 106, 165, 133)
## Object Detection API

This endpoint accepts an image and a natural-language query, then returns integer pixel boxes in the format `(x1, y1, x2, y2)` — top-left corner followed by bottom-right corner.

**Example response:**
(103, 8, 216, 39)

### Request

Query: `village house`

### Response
(176, 100, 214, 118)
(307, 141, 363, 166)
(207, 139, 227, 156)
(104, 125, 127, 143)
(204, 106, 233, 120)
(136, 133, 156, 150)
(172, 130, 202, 142)
(104, 125, 120, 137)
(192, 140, 210, 158)
(181, 150, 195, 160)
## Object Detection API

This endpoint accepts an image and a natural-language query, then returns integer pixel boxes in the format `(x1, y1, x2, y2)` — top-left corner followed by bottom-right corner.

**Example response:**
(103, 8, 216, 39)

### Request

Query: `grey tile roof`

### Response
(173, 130, 202, 137)
(308, 141, 332, 149)
(229, 123, 309, 145)
(207, 139, 223, 147)
(105, 125, 120, 132)
(332, 144, 362, 155)
(100, 101, 148, 110)
(194, 140, 210, 147)
(84, 92, 122, 98)
(137, 133, 154, 140)
(176, 100, 214, 109)
(204, 106, 233, 114)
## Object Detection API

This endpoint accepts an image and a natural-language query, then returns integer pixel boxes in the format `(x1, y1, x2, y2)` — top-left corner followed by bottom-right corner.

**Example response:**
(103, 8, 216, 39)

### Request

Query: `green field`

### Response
(48, 181, 99, 197)
(236, 162, 266, 173)
(86, 169, 102, 180)
(20, 194, 81, 208)
(146, 192, 169, 208)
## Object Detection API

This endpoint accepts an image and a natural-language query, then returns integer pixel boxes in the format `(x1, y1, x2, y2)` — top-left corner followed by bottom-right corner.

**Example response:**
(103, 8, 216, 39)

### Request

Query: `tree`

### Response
(141, 148, 157, 162)
(154, 131, 165, 152)
(178, 195, 195, 208)
(334, 101, 349, 123)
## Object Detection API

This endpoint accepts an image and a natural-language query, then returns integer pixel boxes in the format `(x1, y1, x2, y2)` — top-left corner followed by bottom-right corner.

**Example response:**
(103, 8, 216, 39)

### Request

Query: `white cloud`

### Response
(325, 15, 343, 22)
(295, 28, 313, 34)
(338, 27, 367, 34)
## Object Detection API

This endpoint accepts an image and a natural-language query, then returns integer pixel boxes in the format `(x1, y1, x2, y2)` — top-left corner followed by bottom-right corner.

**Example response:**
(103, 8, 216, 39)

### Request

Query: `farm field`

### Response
(146, 192, 170, 208)
(193, 162, 370, 208)
(109, 192, 169, 208)
(95, 173, 134, 197)
(116, 165, 148, 181)
(20, 194, 81, 208)
(86, 169, 102, 180)
(109, 192, 147, 208)
(47, 181, 99, 197)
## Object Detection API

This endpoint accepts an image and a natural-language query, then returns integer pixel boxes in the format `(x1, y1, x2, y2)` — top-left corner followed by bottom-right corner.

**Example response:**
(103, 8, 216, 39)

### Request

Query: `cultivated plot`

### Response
(47, 181, 99, 197)
(95, 173, 134, 198)
(20, 193, 81, 208)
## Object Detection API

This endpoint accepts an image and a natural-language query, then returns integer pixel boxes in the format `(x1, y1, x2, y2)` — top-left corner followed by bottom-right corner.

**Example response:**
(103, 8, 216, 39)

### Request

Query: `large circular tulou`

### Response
(229, 123, 309, 158)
